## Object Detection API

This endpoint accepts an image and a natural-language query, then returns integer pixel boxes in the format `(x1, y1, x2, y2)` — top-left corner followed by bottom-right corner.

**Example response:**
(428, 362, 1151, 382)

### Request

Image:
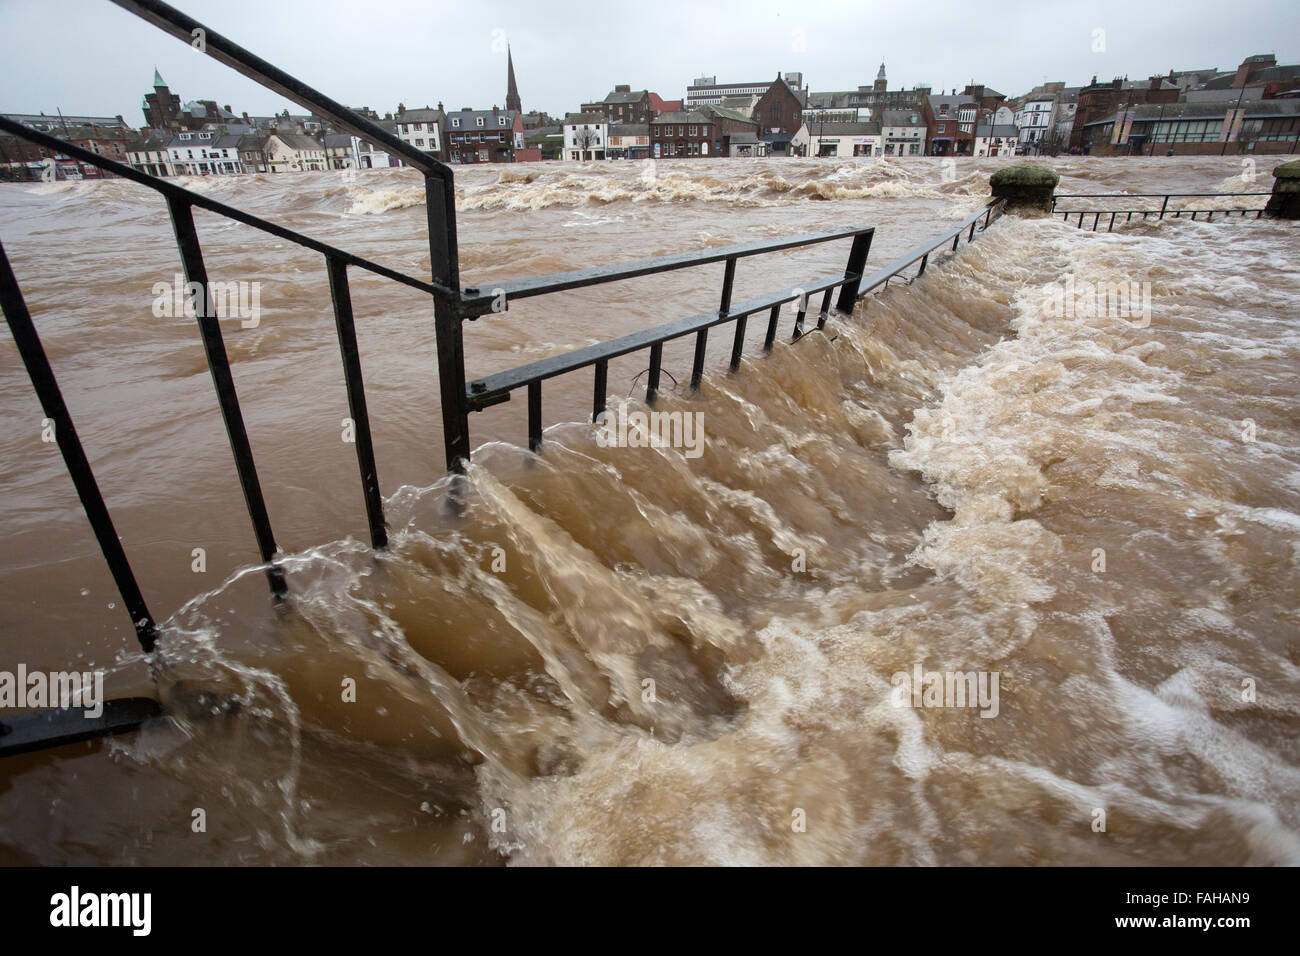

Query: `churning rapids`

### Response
(1, 156, 1298, 865)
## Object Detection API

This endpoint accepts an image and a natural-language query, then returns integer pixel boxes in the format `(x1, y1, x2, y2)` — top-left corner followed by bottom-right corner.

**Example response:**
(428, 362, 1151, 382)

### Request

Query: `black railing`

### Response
(460, 200, 1005, 453)
(1052, 192, 1272, 231)
(0, 0, 1006, 756)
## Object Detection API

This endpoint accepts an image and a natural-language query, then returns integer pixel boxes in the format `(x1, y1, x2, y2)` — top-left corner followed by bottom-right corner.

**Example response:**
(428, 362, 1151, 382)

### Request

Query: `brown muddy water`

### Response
(1, 156, 1298, 865)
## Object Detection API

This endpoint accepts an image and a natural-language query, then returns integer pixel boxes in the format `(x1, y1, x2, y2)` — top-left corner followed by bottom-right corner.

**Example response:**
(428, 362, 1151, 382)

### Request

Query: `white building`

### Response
(564, 112, 609, 161)
(1015, 95, 1057, 150)
(167, 130, 243, 175)
(351, 136, 402, 169)
(974, 124, 1019, 157)
(264, 132, 327, 172)
(394, 107, 444, 157)
(607, 123, 650, 159)
(686, 72, 805, 108)
(880, 109, 927, 156)
(126, 130, 175, 177)
(808, 122, 880, 157)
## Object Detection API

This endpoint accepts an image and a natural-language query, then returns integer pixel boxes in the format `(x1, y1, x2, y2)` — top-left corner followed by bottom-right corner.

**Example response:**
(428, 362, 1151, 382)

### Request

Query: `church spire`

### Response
(154, 67, 168, 89)
(505, 45, 522, 114)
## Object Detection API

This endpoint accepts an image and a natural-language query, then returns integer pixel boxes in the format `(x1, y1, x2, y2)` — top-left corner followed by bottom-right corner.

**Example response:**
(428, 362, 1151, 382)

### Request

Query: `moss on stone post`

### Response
(1264, 159, 1300, 220)
(989, 163, 1061, 214)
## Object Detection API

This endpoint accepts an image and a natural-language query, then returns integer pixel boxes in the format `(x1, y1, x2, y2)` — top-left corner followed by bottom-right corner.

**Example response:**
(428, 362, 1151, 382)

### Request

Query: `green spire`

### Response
(153, 68, 167, 89)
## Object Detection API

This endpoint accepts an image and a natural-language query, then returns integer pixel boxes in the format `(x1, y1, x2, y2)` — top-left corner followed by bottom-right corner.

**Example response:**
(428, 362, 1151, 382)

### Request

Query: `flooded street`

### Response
(1, 155, 1298, 864)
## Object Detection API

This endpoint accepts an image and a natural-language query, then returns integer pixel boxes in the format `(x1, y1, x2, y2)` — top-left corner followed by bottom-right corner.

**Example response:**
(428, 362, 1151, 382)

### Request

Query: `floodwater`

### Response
(1, 155, 1297, 864)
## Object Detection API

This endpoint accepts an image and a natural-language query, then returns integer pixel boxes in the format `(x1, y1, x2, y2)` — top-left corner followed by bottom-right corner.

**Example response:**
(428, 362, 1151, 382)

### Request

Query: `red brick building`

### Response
(445, 107, 526, 163)
(699, 105, 759, 155)
(143, 69, 182, 129)
(753, 75, 804, 135)
(1068, 75, 1179, 151)
(651, 111, 716, 158)
(921, 94, 977, 155)
(581, 86, 653, 124)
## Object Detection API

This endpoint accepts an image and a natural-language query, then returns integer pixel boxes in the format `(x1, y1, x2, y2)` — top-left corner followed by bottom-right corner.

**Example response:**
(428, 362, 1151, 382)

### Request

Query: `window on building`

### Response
(477, 117, 484, 127)
(451, 118, 460, 128)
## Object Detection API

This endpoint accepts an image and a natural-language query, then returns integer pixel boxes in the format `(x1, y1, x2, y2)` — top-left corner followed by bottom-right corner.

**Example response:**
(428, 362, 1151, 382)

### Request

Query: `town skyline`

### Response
(1, 0, 1297, 124)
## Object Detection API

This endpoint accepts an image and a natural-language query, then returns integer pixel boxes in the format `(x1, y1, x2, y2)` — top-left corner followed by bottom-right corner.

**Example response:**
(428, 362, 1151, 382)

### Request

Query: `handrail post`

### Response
(592, 359, 608, 422)
(835, 230, 873, 312)
(763, 304, 780, 353)
(0, 242, 158, 653)
(646, 343, 663, 405)
(791, 291, 808, 340)
(816, 288, 833, 330)
(166, 196, 286, 597)
(325, 256, 387, 549)
(425, 174, 469, 475)
(1159, 195, 1170, 219)
(527, 381, 542, 452)
(729, 315, 748, 372)
(694, 256, 735, 391)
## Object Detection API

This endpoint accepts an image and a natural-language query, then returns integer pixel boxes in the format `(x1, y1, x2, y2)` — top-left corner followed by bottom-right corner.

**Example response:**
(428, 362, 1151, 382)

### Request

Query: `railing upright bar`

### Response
(690, 330, 708, 392)
(592, 359, 608, 422)
(816, 288, 832, 330)
(718, 256, 737, 315)
(0, 242, 158, 653)
(646, 344, 663, 405)
(792, 294, 808, 340)
(729, 316, 748, 372)
(325, 257, 387, 550)
(425, 174, 470, 473)
(527, 381, 542, 452)
(1160, 195, 1170, 219)
(763, 305, 780, 353)
(696, 256, 732, 393)
(166, 196, 285, 597)
(835, 230, 873, 313)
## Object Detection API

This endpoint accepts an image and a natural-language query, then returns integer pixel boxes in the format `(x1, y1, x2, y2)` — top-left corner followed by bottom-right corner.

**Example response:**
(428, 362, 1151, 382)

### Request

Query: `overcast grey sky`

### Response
(1, 0, 1297, 122)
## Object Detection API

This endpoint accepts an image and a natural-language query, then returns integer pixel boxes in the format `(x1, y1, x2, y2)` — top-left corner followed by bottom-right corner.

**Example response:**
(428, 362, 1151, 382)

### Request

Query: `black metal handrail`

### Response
(859, 200, 1004, 295)
(461, 200, 1005, 453)
(1053, 192, 1273, 199)
(1051, 191, 1271, 231)
(0, 0, 1008, 756)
